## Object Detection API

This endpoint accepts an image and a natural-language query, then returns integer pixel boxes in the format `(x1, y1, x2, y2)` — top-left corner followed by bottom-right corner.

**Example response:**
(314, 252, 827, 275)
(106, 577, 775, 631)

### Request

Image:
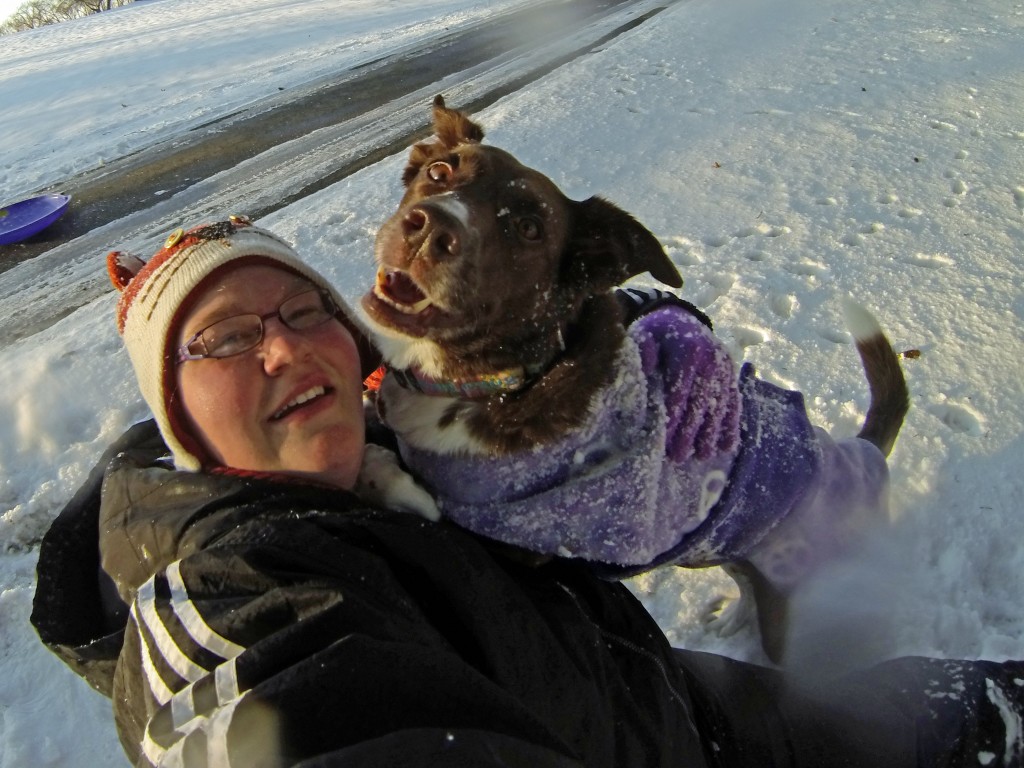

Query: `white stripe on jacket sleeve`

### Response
(136, 575, 208, 684)
(166, 560, 245, 660)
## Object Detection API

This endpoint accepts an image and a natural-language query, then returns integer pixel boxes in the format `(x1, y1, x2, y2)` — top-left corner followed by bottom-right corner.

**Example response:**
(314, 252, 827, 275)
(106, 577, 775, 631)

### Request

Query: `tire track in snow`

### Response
(0, 0, 671, 348)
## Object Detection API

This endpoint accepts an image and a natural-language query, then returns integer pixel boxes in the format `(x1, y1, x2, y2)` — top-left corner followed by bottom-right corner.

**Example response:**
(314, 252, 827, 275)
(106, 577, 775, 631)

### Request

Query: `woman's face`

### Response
(176, 264, 365, 489)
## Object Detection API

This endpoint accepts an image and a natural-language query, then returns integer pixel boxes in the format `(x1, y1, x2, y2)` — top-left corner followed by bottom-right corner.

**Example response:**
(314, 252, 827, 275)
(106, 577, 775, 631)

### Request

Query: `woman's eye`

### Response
(426, 162, 454, 183)
(281, 290, 332, 329)
(285, 305, 330, 328)
(214, 329, 252, 350)
(205, 320, 260, 356)
(516, 217, 543, 242)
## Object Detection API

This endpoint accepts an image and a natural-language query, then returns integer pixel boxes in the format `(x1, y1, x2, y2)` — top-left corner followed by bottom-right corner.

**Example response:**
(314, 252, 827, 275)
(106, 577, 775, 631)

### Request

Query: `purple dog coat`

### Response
(396, 303, 890, 588)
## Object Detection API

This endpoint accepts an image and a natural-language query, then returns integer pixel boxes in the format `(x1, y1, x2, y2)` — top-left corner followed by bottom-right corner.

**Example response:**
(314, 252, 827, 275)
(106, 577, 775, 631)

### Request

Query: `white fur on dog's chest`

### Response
(378, 374, 489, 455)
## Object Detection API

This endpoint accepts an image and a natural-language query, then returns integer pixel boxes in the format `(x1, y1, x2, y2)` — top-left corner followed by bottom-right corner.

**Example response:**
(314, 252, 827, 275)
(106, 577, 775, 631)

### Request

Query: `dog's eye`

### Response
(426, 162, 454, 184)
(516, 216, 543, 242)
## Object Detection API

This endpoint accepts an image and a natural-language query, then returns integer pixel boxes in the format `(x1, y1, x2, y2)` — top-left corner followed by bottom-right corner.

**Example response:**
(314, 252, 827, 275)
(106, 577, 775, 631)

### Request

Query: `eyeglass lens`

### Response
(192, 290, 335, 359)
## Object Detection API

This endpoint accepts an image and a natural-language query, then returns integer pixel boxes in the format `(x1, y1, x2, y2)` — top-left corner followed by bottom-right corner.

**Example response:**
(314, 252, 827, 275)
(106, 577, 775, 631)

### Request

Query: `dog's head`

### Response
(361, 95, 682, 378)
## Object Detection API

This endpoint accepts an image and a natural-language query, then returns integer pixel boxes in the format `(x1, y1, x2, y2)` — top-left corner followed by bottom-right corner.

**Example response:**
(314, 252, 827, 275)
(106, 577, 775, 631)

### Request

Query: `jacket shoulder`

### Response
(31, 419, 165, 696)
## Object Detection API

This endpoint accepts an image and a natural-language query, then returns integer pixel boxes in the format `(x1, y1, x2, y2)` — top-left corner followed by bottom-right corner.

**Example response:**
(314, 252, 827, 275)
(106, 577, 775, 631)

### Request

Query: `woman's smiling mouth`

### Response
(271, 385, 332, 421)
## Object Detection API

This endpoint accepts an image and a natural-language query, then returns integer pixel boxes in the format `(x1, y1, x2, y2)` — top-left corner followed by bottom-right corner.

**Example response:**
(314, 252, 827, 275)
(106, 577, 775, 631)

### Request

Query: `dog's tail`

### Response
(841, 299, 910, 457)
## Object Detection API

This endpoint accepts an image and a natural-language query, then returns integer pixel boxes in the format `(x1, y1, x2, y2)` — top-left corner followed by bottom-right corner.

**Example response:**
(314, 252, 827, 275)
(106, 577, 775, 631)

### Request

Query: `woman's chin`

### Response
(281, 435, 364, 490)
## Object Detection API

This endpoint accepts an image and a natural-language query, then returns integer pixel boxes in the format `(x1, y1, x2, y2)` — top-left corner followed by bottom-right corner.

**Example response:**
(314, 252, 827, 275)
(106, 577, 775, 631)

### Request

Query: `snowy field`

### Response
(2, 0, 1023, 764)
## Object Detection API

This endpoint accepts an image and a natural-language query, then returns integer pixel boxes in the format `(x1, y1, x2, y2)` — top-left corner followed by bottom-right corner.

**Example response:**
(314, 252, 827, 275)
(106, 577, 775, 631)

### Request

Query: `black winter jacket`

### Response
(32, 420, 1024, 767)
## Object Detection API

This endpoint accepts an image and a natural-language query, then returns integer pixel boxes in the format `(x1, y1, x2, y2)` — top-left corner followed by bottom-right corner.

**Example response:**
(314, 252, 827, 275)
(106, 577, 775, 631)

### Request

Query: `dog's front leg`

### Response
(355, 444, 441, 521)
(704, 560, 789, 664)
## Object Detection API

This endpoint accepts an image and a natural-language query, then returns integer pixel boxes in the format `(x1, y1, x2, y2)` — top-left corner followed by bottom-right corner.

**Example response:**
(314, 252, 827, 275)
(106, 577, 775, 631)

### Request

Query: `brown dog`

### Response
(360, 96, 908, 662)
(362, 96, 682, 454)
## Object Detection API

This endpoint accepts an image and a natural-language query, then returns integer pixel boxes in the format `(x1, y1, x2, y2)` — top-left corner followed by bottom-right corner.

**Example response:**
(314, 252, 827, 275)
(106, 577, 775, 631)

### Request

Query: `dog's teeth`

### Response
(373, 282, 433, 314)
(388, 295, 432, 315)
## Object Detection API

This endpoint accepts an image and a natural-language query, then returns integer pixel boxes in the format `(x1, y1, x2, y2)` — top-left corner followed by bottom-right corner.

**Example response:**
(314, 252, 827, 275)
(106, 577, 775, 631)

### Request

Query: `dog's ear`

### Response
(401, 96, 486, 187)
(562, 196, 683, 293)
(431, 94, 485, 148)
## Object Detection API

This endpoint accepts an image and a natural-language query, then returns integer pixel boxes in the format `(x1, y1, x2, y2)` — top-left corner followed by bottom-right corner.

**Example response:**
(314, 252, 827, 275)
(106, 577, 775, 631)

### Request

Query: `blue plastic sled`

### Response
(0, 194, 72, 245)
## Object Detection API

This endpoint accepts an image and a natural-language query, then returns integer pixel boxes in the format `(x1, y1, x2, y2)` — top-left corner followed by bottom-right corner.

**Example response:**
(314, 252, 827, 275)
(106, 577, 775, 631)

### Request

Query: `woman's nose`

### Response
(260, 318, 305, 372)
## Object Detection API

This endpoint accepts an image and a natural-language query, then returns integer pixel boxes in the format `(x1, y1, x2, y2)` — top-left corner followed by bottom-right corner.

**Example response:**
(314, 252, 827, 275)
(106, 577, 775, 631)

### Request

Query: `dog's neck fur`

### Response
(390, 363, 539, 399)
(391, 314, 574, 399)
(388, 295, 626, 455)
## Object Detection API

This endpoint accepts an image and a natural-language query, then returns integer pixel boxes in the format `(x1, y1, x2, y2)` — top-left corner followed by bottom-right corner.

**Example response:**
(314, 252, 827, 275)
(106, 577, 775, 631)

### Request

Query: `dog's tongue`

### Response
(378, 268, 428, 307)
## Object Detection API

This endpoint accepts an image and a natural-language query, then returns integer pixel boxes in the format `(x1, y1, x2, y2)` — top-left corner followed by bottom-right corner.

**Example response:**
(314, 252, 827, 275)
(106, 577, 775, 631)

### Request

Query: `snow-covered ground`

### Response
(0, 0, 539, 198)
(2, 0, 1023, 764)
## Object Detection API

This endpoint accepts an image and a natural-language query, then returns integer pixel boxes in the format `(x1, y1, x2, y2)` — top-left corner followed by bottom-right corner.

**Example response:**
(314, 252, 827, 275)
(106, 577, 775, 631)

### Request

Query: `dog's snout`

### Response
(403, 204, 461, 261)
(402, 207, 429, 236)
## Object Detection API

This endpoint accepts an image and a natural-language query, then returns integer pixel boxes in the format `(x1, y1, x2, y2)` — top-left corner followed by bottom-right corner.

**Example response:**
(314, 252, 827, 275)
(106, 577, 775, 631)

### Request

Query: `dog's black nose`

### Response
(404, 205, 460, 260)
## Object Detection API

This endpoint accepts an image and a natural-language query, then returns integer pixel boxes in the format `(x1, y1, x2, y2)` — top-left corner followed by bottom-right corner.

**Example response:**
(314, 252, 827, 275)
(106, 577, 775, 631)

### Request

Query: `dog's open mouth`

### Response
(362, 265, 461, 339)
(373, 267, 433, 314)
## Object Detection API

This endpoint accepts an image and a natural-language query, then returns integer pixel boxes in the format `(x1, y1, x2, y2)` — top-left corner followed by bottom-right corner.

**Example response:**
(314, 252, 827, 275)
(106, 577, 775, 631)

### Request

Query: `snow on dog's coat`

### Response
(359, 96, 909, 662)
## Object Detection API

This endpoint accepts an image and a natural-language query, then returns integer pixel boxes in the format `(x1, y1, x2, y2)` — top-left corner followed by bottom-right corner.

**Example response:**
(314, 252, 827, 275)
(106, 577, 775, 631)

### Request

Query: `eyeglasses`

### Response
(176, 289, 338, 363)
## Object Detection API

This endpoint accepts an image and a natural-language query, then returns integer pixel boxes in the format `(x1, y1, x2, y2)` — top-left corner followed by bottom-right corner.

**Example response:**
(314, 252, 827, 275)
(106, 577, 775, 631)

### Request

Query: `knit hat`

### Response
(108, 215, 372, 471)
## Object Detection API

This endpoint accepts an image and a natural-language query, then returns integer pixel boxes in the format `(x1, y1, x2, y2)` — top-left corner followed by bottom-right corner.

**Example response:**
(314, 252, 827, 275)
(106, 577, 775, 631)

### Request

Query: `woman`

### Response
(32, 217, 1023, 767)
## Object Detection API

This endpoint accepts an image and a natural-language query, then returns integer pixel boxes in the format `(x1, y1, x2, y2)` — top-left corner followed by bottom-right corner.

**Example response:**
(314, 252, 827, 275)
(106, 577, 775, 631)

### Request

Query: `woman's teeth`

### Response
(274, 386, 326, 419)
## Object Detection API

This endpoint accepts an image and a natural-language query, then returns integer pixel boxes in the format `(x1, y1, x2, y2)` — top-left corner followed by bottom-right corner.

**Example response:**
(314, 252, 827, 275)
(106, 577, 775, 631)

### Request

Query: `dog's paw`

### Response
(703, 592, 755, 638)
(702, 561, 760, 637)
(355, 444, 441, 522)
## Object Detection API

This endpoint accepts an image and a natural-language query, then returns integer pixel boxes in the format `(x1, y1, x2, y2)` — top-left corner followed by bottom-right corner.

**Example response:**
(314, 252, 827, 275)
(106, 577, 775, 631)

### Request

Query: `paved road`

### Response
(0, 0, 669, 346)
